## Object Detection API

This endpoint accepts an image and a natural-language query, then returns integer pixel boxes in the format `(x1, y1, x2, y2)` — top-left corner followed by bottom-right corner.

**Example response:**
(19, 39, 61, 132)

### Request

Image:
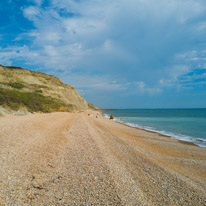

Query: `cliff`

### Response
(0, 65, 88, 114)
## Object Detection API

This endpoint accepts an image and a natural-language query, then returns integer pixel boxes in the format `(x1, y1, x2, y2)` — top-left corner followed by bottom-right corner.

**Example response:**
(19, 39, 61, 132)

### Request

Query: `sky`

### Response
(0, 0, 206, 108)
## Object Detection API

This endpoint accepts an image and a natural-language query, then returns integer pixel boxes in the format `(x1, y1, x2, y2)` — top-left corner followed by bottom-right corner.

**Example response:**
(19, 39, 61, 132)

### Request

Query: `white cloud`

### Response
(61, 73, 126, 92)
(176, 50, 206, 66)
(33, 0, 42, 6)
(170, 65, 190, 80)
(16, 0, 206, 73)
(159, 65, 190, 87)
(1, 0, 206, 98)
(23, 6, 41, 20)
(0, 46, 38, 66)
(60, 73, 162, 97)
(134, 81, 162, 95)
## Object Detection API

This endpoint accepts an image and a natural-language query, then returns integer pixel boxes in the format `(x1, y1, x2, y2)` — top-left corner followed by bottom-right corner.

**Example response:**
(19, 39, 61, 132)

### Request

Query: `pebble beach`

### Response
(0, 111, 205, 205)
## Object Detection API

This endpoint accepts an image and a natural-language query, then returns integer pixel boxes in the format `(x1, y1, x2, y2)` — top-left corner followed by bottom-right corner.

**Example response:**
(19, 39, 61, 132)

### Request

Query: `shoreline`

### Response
(115, 120, 198, 147)
(114, 118, 199, 147)
(102, 113, 206, 148)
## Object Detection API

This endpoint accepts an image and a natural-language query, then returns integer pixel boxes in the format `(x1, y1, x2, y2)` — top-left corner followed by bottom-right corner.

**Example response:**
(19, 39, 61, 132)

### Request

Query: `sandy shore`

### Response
(0, 110, 205, 205)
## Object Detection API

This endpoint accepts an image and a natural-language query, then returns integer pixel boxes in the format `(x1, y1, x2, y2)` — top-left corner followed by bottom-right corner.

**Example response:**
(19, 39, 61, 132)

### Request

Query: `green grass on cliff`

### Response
(0, 88, 67, 113)
(0, 82, 25, 89)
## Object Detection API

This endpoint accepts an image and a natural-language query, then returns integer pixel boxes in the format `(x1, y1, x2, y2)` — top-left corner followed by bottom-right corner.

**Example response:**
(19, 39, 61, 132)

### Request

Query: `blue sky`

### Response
(1, 0, 206, 108)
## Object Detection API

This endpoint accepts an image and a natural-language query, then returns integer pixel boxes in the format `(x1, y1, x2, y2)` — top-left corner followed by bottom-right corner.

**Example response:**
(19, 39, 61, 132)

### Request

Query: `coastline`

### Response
(109, 118, 198, 147)
(0, 110, 205, 205)
(102, 111, 206, 148)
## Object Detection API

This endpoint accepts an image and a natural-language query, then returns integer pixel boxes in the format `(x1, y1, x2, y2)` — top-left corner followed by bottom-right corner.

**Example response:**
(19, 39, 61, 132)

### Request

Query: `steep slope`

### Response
(0, 65, 88, 113)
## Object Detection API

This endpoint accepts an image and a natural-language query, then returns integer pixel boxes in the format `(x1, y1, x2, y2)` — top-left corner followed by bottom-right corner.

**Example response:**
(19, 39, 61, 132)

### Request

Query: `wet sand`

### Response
(0, 111, 205, 205)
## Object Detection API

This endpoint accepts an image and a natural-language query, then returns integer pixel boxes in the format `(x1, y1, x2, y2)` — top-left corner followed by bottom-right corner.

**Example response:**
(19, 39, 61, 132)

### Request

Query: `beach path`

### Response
(0, 111, 205, 205)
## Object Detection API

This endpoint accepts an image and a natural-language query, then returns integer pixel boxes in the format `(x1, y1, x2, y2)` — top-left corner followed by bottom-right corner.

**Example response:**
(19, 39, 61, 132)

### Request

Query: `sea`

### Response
(103, 109, 206, 147)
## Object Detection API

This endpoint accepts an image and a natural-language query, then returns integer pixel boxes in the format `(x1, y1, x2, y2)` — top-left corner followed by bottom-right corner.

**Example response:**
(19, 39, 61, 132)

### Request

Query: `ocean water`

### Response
(103, 109, 206, 147)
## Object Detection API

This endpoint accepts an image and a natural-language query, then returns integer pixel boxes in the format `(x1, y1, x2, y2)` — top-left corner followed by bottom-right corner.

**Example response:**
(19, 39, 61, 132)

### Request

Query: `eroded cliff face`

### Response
(0, 65, 88, 113)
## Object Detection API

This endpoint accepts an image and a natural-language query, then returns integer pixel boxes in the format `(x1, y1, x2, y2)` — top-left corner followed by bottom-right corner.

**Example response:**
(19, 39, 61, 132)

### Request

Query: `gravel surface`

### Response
(0, 111, 205, 205)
